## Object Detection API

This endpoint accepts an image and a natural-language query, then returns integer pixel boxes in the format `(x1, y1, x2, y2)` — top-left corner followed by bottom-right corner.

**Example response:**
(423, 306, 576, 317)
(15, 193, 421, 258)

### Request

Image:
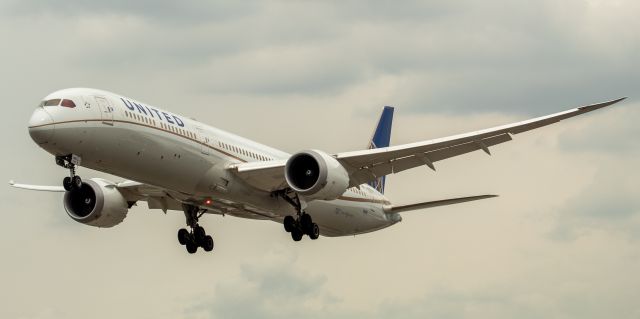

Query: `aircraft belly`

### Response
(306, 199, 393, 237)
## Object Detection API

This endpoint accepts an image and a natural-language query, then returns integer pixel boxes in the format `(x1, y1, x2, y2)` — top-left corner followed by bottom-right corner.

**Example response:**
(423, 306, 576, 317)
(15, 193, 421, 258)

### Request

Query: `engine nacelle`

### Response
(285, 150, 350, 201)
(63, 178, 129, 228)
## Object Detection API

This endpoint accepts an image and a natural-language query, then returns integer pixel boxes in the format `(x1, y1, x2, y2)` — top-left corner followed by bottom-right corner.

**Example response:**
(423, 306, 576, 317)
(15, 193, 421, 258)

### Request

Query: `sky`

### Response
(1, 1, 639, 318)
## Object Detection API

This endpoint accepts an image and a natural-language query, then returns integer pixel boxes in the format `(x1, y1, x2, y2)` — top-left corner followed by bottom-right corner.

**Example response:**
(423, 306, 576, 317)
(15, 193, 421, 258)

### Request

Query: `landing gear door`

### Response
(95, 96, 114, 125)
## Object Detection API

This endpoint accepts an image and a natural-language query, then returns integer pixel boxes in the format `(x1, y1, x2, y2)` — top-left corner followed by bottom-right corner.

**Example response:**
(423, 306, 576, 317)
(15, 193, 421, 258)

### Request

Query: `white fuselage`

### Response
(28, 88, 400, 236)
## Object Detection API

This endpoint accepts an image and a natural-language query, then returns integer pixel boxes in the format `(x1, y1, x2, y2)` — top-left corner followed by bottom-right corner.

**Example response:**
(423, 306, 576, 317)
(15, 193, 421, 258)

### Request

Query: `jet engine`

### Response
(63, 178, 129, 228)
(285, 150, 349, 201)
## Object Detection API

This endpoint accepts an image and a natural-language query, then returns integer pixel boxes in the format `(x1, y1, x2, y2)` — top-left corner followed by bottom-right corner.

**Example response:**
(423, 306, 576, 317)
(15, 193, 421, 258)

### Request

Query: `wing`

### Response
(231, 160, 289, 191)
(8, 179, 185, 211)
(9, 179, 280, 220)
(8, 180, 66, 192)
(230, 97, 626, 191)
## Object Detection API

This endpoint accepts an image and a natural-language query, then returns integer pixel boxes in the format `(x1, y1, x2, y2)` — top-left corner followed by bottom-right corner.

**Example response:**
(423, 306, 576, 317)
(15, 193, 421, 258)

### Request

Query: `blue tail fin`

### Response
(367, 106, 394, 194)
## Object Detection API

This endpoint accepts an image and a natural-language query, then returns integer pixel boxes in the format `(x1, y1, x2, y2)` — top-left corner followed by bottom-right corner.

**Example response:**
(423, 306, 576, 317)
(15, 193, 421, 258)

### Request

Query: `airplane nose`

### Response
(28, 107, 55, 144)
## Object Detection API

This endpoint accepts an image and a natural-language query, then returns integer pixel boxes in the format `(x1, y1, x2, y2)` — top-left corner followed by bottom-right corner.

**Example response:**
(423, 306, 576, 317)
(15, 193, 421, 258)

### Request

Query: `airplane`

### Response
(11, 88, 626, 254)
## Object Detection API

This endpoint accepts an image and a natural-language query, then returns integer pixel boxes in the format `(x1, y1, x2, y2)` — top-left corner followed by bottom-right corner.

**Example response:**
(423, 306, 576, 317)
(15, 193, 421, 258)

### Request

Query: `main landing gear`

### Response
(178, 204, 214, 254)
(275, 190, 320, 241)
(57, 155, 82, 191)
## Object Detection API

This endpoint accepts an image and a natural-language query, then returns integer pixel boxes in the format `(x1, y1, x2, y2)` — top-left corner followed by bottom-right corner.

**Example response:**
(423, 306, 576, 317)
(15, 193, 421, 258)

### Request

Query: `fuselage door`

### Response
(94, 96, 114, 125)
(196, 126, 211, 156)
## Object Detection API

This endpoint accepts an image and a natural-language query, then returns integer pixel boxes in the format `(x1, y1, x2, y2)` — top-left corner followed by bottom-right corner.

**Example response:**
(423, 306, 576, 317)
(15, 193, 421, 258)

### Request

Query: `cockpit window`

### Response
(61, 99, 76, 108)
(43, 99, 61, 106)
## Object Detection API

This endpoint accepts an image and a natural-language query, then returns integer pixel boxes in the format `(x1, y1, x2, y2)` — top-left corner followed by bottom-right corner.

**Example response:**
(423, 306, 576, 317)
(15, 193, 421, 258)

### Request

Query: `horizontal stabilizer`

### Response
(9, 180, 65, 192)
(387, 194, 498, 214)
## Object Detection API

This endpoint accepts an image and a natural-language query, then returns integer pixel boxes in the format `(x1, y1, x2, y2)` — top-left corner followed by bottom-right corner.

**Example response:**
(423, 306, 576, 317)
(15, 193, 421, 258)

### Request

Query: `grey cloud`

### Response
(559, 103, 640, 153)
(187, 251, 339, 319)
(11, 0, 636, 113)
(3, 2, 640, 319)
(239, 263, 327, 299)
(4, 0, 260, 24)
(549, 105, 640, 240)
(551, 165, 640, 241)
(192, 265, 639, 319)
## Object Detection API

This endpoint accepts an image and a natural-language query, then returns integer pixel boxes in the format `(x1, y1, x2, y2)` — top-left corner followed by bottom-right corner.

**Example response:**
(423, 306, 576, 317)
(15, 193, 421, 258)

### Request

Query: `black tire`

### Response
(186, 242, 198, 254)
(194, 226, 206, 244)
(203, 235, 214, 252)
(177, 228, 190, 245)
(309, 223, 320, 240)
(71, 176, 82, 190)
(63, 177, 72, 191)
(291, 229, 303, 242)
(283, 216, 295, 233)
(300, 213, 313, 235)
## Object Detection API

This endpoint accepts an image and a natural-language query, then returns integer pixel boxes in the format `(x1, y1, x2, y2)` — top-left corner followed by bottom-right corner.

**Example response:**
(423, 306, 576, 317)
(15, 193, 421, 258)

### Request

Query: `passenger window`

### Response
(61, 99, 76, 108)
(44, 99, 61, 106)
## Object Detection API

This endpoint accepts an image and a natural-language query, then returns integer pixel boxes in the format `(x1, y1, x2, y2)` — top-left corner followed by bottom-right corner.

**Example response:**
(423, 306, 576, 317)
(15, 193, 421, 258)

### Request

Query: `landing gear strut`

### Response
(57, 155, 82, 191)
(178, 204, 214, 254)
(275, 190, 320, 241)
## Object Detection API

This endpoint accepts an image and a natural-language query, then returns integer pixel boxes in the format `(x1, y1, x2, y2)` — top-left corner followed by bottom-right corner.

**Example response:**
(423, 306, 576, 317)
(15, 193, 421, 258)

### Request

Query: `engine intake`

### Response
(63, 178, 129, 228)
(285, 150, 349, 201)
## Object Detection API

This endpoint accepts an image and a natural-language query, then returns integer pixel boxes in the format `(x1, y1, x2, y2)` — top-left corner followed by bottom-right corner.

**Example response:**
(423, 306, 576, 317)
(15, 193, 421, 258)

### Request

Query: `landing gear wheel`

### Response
(186, 241, 198, 254)
(291, 229, 303, 242)
(309, 223, 320, 240)
(71, 176, 82, 190)
(177, 228, 190, 245)
(63, 177, 72, 191)
(300, 213, 312, 232)
(193, 226, 206, 243)
(283, 216, 295, 233)
(202, 235, 214, 252)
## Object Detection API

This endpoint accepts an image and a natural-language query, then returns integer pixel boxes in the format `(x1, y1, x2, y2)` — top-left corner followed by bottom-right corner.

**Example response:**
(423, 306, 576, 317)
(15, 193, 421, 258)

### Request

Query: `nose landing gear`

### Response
(57, 155, 82, 191)
(178, 204, 214, 254)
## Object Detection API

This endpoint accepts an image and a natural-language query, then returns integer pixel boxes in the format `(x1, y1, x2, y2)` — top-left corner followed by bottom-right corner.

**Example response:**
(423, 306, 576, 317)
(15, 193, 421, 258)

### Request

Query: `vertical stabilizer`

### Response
(367, 106, 394, 194)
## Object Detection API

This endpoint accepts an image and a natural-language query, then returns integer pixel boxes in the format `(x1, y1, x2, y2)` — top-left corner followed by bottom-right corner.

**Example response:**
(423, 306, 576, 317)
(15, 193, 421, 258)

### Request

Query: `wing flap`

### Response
(348, 133, 512, 186)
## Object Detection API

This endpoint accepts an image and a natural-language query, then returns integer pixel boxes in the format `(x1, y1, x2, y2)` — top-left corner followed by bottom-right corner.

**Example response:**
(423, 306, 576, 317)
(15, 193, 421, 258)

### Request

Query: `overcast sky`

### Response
(1, 1, 639, 318)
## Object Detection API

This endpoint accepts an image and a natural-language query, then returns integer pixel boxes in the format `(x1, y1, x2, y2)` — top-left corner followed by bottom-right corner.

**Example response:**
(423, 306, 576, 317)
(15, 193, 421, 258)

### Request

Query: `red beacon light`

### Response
(204, 199, 213, 205)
